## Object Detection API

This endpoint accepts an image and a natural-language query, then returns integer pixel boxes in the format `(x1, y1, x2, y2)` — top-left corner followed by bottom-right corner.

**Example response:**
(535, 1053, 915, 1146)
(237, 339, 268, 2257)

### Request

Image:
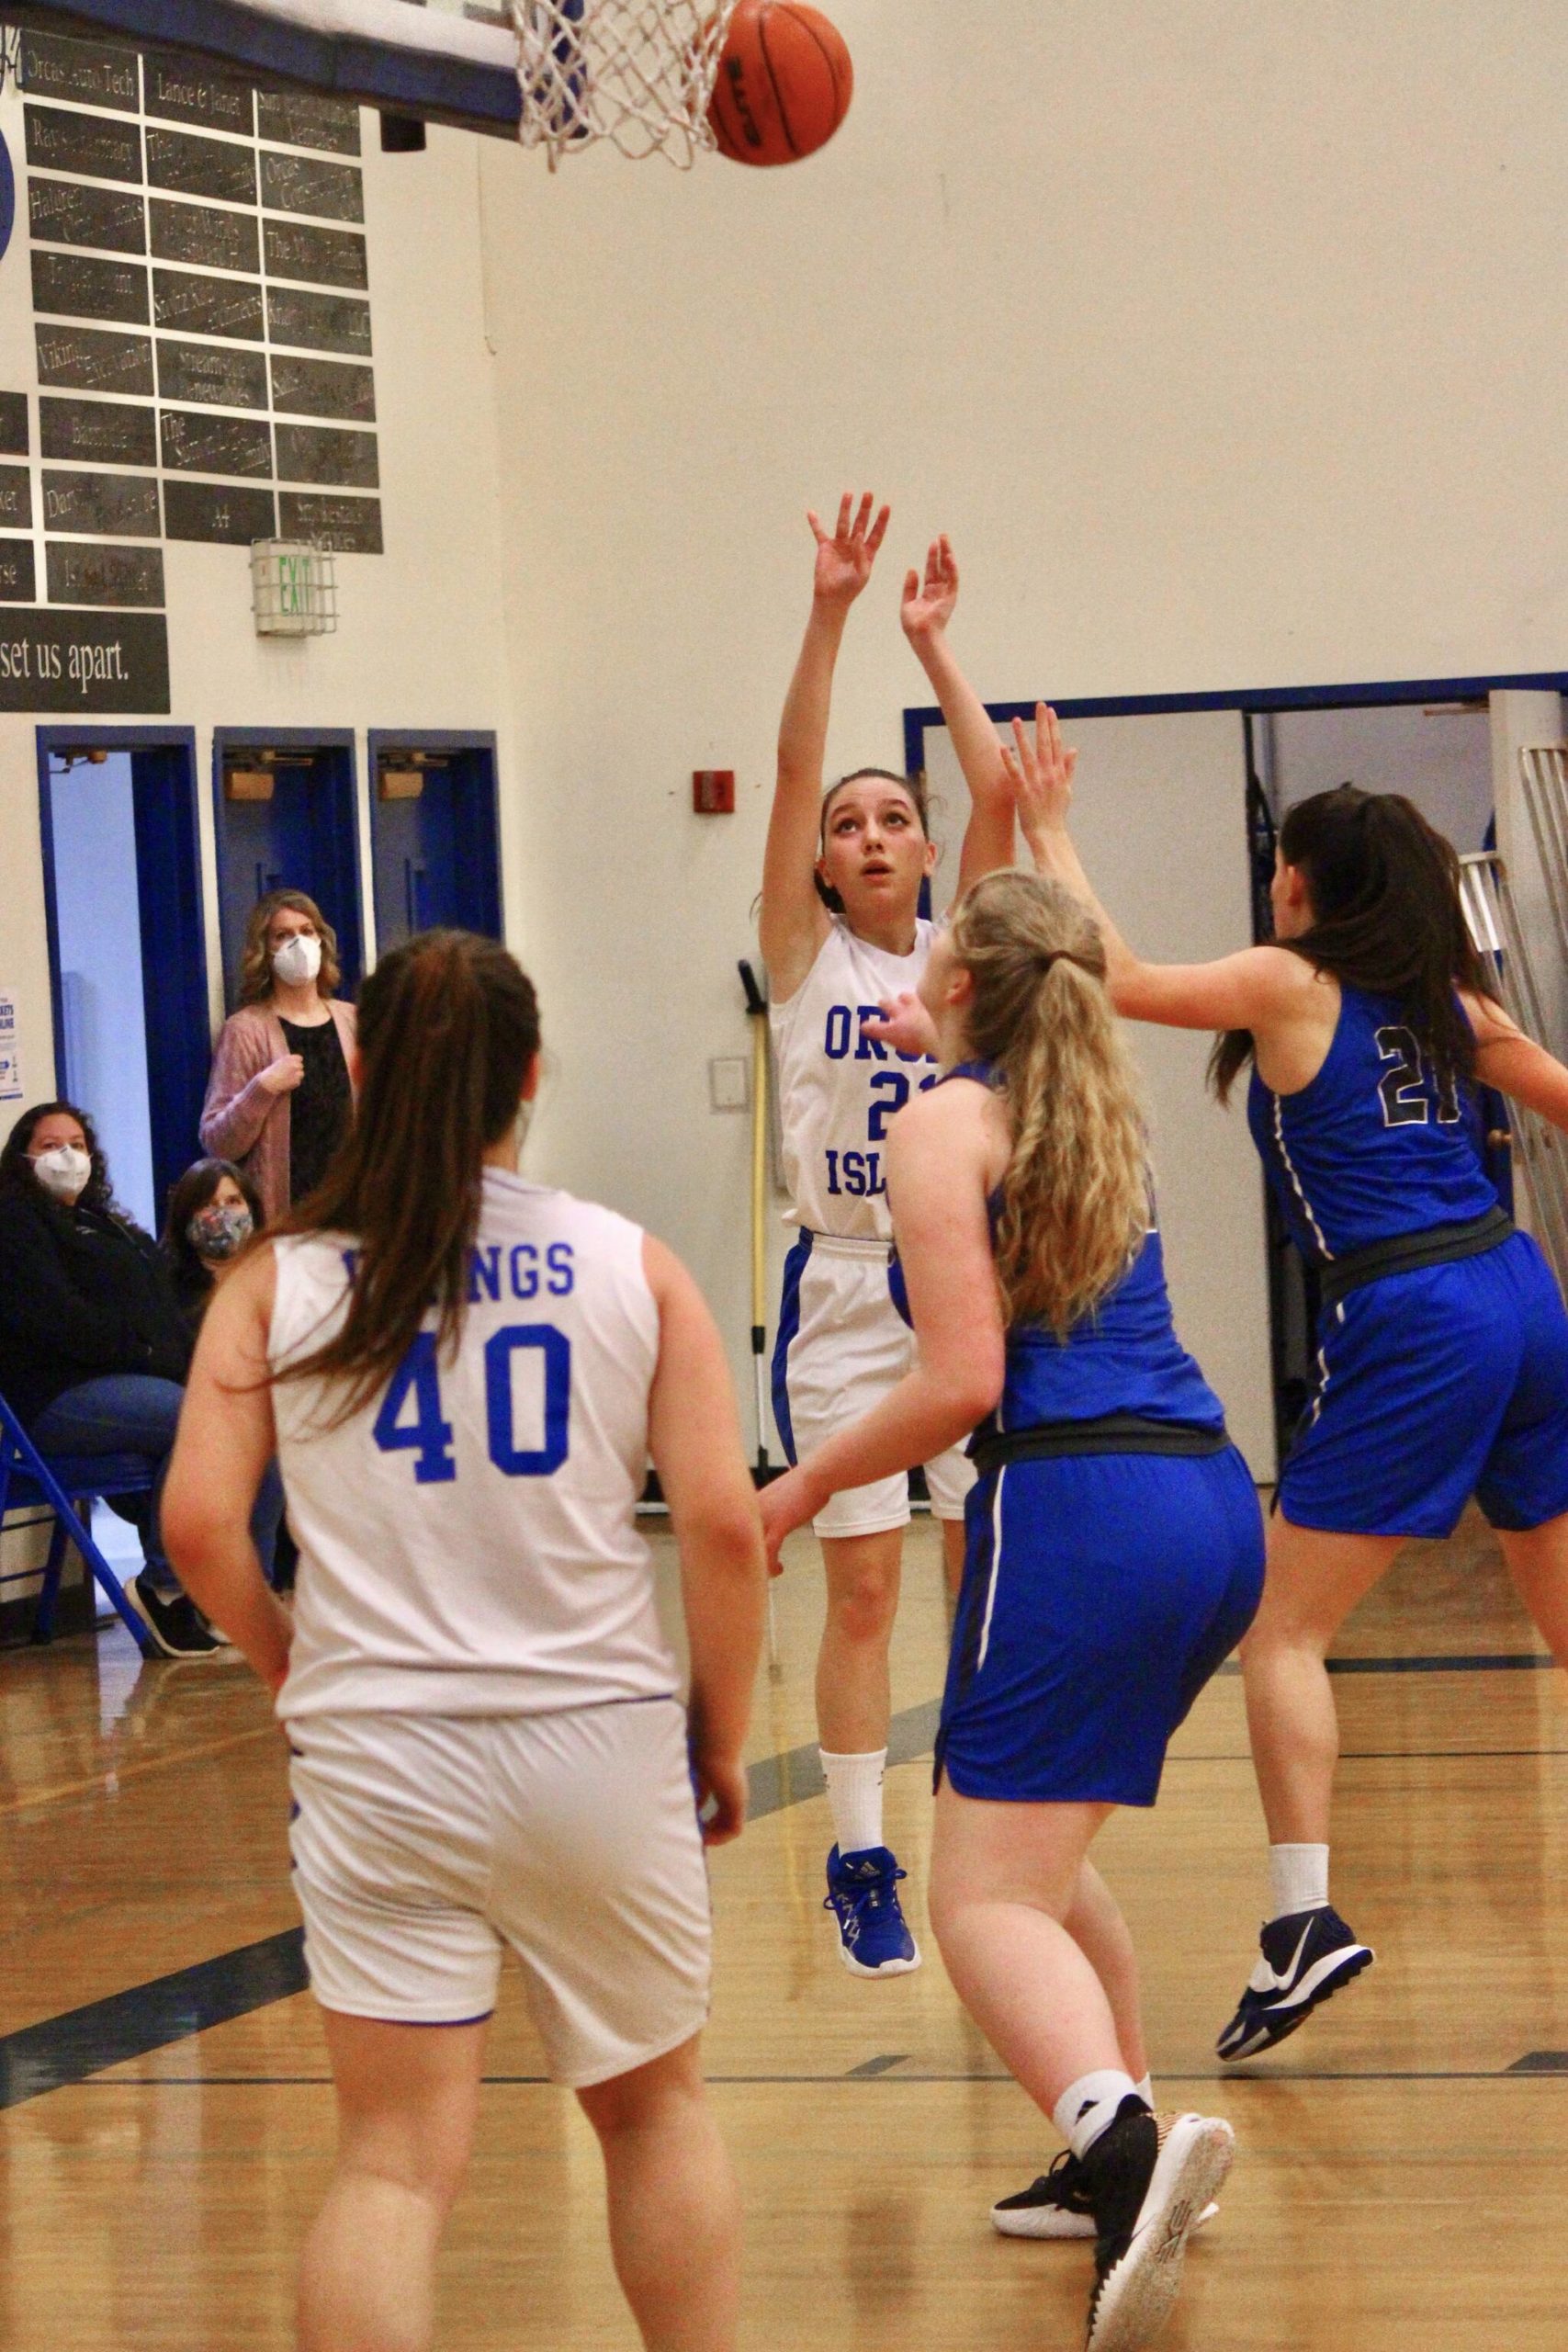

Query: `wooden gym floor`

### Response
(5, 1502, 1568, 2350)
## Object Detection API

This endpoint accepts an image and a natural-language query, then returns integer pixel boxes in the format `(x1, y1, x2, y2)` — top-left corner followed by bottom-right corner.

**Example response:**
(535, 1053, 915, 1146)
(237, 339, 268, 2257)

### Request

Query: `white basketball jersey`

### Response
(771, 916, 942, 1239)
(271, 1169, 674, 1722)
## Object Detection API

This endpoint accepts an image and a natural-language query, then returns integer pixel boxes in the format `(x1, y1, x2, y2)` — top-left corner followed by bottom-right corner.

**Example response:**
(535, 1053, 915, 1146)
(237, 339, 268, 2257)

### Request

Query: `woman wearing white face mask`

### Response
(200, 889, 358, 1224)
(0, 1101, 221, 1657)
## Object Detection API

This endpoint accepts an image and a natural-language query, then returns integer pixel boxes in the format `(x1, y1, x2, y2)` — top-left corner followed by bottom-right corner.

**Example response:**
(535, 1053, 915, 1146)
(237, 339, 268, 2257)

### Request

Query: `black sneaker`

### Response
(1080, 2099, 1235, 2352)
(127, 1575, 220, 1660)
(991, 2114, 1221, 2241)
(1215, 1904, 1374, 2062)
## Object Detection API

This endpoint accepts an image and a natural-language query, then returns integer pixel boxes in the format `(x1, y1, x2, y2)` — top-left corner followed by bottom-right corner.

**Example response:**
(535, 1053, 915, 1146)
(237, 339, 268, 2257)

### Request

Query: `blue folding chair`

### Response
(0, 1391, 157, 1656)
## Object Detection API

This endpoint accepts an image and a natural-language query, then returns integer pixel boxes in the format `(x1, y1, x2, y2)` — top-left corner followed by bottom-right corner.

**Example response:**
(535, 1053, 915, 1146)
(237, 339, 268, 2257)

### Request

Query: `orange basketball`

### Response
(708, 1, 853, 166)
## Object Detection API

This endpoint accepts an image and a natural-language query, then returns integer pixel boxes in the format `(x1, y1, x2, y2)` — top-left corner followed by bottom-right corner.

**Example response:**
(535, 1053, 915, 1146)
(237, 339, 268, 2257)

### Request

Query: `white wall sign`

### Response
(0, 986, 21, 1101)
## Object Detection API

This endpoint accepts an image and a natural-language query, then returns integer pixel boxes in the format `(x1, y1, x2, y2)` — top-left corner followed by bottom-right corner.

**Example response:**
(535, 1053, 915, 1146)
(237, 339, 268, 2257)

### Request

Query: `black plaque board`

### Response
(146, 126, 257, 208)
(271, 354, 375, 424)
(33, 251, 149, 328)
(279, 491, 382, 554)
(25, 104, 141, 185)
(164, 479, 276, 546)
(40, 396, 156, 468)
(0, 543, 37, 605)
(264, 220, 367, 291)
(36, 324, 153, 398)
(265, 284, 372, 358)
(160, 408, 272, 479)
(275, 423, 378, 489)
(0, 396, 27, 458)
(152, 269, 265, 343)
(259, 151, 364, 225)
(143, 51, 255, 138)
(0, 469, 31, 530)
(28, 180, 145, 256)
(150, 198, 260, 276)
(47, 541, 164, 610)
(42, 469, 161, 538)
(0, 610, 170, 713)
(255, 87, 360, 156)
(20, 31, 140, 115)
(156, 339, 267, 411)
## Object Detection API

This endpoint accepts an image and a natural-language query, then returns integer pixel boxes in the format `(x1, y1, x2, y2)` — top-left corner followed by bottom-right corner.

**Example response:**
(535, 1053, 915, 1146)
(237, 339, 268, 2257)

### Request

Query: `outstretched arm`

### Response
(1001, 702, 1313, 1037)
(900, 535, 1016, 900)
(761, 492, 890, 1001)
(1467, 992, 1568, 1133)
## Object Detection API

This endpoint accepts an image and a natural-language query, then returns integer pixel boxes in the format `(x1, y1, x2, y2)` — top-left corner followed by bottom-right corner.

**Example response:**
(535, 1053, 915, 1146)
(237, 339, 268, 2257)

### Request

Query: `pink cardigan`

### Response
(199, 1000, 358, 1225)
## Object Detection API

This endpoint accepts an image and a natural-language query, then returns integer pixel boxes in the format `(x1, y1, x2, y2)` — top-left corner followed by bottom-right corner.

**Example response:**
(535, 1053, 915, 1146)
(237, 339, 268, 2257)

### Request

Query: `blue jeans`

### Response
(31, 1374, 285, 1600)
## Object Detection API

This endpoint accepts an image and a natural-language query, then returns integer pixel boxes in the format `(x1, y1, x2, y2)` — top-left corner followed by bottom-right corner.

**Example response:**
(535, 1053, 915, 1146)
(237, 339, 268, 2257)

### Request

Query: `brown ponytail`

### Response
(272, 929, 541, 1415)
(948, 871, 1147, 1334)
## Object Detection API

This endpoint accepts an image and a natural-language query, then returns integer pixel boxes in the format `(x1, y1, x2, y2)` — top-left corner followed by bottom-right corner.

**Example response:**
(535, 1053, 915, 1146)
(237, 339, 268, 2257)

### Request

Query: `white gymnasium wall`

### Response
(476, 0, 1568, 1449)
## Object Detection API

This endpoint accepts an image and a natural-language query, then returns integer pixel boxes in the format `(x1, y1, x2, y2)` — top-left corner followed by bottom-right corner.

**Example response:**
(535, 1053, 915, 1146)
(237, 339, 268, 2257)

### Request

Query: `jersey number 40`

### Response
(372, 1325, 570, 1484)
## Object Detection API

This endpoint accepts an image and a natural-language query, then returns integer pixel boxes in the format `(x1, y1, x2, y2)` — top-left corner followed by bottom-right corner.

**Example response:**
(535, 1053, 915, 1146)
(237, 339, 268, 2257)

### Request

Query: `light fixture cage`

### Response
(251, 538, 338, 638)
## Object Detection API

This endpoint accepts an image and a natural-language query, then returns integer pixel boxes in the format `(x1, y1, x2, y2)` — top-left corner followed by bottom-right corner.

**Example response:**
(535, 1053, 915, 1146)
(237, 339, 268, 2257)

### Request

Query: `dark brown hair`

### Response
(273, 929, 541, 1416)
(238, 888, 342, 1006)
(816, 768, 931, 912)
(162, 1156, 265, 1308)
(1210, 785, 1500, 1103)
(0, 1099, 119, 1219)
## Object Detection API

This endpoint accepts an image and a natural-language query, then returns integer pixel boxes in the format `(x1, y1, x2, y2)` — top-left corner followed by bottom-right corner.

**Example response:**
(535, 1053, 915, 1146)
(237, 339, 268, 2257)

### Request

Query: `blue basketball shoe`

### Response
(1216, 1905, 1374, 2061)
(824, 1845, 920, 1976)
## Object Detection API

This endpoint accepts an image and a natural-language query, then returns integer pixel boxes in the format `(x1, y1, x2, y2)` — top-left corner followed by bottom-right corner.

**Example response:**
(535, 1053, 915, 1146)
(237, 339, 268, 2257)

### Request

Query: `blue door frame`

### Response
(36, 725, 208, 1219)
(211, 729, 363, 1010)
(902, 665, 1568, 780)
(367, 730, 503, 955)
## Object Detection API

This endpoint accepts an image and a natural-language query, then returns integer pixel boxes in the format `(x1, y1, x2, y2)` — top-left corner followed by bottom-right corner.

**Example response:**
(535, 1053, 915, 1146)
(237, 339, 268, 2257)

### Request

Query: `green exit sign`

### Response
(250, 538, 337, 637)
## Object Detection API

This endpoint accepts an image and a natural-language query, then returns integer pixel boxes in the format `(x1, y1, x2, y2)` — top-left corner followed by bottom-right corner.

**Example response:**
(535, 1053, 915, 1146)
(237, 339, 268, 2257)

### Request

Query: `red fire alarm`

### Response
(693, 769, 736, 814)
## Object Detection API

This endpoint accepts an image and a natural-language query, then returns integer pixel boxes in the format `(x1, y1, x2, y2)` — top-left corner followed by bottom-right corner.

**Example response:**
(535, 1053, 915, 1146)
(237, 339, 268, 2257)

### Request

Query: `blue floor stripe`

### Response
(1, 1652, 1558, 2108)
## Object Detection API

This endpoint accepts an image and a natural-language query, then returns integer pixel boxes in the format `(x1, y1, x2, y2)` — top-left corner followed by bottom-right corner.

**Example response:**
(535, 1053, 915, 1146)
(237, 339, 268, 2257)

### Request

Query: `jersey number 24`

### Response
(372, 1325, 570, 1483)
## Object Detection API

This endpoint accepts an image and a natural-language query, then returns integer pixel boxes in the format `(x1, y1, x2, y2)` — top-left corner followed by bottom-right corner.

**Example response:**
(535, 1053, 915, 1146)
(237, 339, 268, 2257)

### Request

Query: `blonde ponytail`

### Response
(948, 871, 1147, 1334)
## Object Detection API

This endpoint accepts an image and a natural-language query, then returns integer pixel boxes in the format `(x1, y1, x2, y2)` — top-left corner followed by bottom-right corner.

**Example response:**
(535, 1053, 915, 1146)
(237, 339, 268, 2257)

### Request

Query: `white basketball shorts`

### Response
(288, 1696, 710, 2086)
(773, 1230, 976, 1539)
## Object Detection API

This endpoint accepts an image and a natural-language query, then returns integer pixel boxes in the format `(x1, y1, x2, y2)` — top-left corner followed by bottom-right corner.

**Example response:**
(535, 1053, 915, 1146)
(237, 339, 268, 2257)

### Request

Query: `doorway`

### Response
(37, 728, 207, 1233)
(211, 730, 363, 1011)
(367, 731, 502, 954)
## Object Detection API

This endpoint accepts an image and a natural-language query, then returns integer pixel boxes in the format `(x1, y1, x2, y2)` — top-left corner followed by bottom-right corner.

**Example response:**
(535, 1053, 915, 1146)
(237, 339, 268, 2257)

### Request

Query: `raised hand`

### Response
(999, 703, 1077, 850)
(807, 491, 890, 611)
(859, 991, 940, 1059)
(900, 533, 958, 643)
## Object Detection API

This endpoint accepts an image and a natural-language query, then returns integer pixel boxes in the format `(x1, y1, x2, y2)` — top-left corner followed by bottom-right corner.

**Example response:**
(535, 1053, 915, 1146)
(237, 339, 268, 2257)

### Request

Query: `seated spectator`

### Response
(161, 1157, 289, 1591)
(162, 1157, 264, 1330)
(0, 1104, 274, 1659)
(199, 889, 357, 1224)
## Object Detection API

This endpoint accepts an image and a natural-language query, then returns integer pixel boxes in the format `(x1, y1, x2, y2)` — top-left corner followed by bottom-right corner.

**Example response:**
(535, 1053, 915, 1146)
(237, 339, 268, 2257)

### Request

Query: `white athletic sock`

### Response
(1269, 1842, 1330, 1921)
(821, 1747, 886, 1857)
(1053, 2069, 1145, 2162)
(1134, 2074, 1155, 2109)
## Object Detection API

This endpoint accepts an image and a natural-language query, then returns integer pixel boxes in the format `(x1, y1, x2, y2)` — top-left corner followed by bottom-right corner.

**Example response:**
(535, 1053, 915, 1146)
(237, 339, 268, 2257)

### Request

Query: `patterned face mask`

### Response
(187, 1202, 254, 1261)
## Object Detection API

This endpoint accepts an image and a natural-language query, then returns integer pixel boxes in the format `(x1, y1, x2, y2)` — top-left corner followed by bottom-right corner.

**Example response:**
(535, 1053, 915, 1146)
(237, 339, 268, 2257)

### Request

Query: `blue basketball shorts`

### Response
(1280, 1230, 1568, 1540)
(936, 1442, 1265, 1808)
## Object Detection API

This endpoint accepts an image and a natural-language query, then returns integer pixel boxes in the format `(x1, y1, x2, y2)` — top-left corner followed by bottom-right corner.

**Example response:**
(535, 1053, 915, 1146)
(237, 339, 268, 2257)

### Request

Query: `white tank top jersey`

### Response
(770, 914, 942, 1240)
(270, 1169, 675, 1723)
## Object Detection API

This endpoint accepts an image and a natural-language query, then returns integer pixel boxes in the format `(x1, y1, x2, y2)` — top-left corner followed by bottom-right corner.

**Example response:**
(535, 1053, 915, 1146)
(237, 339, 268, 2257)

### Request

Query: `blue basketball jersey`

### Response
(1247, 980, 1499, 1261)
(889, 1062, 1224, 1433)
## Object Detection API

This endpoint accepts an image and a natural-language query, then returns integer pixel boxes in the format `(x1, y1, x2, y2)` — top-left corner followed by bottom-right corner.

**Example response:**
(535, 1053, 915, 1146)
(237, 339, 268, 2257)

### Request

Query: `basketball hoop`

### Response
(507, 0, 742, 168)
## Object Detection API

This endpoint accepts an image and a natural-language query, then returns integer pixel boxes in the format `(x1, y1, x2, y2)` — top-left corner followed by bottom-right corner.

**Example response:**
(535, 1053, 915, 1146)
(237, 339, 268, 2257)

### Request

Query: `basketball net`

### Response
(507, 0, 743, 167)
